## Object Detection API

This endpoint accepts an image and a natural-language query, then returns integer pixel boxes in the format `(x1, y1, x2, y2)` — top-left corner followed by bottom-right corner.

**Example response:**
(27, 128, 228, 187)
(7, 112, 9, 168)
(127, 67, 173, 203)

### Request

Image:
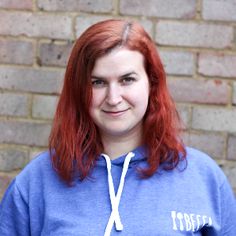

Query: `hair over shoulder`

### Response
(49, 19, 186, 184)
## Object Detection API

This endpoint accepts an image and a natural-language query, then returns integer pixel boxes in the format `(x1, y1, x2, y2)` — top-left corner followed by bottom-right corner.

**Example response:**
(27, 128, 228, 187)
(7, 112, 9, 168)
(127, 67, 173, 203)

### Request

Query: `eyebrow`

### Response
(91, 71, 138, 80)
(120, 72, 138, 78)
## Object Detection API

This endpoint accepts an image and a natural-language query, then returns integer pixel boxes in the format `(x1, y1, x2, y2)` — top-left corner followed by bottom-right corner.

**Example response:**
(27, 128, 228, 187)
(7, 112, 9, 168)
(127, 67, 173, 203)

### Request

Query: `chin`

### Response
(101, 125, 139, 138)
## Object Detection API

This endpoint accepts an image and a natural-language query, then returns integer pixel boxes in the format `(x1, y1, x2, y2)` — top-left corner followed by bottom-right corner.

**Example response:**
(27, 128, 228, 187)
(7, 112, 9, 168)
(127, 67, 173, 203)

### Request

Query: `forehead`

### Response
(91, 48, 145, 77)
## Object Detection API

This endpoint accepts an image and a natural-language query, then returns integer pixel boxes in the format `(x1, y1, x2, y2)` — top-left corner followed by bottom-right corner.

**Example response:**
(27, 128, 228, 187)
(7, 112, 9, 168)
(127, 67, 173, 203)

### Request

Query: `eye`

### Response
(121, 76, 136, 85)
(91, 79, 106, 88)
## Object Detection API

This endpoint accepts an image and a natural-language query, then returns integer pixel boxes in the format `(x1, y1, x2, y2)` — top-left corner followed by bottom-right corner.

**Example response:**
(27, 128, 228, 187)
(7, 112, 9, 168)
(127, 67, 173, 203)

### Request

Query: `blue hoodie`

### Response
(0, 146, 236, 235)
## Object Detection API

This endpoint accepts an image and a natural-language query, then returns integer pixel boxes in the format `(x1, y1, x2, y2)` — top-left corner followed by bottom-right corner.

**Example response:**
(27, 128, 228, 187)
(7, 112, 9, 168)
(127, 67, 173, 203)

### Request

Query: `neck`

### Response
(101, 129, 143, 160)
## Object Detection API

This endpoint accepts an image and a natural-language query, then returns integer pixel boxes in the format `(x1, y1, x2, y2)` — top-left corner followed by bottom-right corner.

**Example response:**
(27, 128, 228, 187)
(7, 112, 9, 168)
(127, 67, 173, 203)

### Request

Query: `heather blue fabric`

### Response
(0, 146, 235, 235)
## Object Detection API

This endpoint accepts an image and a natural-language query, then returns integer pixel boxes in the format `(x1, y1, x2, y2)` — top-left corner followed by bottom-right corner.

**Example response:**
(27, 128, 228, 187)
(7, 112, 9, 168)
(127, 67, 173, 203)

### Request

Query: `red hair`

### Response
(49, 19, 186, 184)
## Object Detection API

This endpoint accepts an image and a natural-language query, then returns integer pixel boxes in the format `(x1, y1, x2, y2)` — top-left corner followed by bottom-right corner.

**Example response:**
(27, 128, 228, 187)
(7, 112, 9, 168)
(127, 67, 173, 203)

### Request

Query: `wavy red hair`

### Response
(49, 19, 186, 184)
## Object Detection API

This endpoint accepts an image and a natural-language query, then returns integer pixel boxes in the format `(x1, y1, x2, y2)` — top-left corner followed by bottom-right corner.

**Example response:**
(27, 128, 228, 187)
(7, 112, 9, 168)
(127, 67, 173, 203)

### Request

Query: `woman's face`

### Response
(89, 48, 150, 140)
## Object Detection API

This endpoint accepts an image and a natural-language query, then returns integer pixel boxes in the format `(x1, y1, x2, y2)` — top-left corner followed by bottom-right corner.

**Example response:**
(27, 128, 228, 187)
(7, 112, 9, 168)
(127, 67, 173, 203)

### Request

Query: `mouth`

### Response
(102, 108, 130, 116)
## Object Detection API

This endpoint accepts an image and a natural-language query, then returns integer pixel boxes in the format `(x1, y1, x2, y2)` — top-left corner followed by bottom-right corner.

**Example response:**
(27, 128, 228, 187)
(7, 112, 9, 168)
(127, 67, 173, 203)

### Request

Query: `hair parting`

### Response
(121, 22, 132, 45)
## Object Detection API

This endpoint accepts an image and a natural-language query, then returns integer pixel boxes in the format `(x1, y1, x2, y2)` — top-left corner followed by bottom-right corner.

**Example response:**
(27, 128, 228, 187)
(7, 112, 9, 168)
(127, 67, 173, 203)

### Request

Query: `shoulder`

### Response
(183, 146, 227, 186)
(17, 150, 53, 179)
(185, 146, 219, 166)
(13, 151, 60, 196)
(0, 151, 55, 234)
(185, 146, 221, 169)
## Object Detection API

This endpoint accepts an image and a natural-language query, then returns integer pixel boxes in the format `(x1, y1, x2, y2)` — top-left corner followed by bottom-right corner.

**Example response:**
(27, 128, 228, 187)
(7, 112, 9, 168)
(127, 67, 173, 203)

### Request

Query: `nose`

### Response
(106, 84, 122, 106)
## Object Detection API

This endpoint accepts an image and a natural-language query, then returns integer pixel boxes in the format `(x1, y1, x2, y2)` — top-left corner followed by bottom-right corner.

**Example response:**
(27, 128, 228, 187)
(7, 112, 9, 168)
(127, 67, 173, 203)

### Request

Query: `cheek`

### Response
(137, 83, 150, 106)
(139, 87, 150, 114)
(129, 92, 149, 113)
(91, 89, 105, 108)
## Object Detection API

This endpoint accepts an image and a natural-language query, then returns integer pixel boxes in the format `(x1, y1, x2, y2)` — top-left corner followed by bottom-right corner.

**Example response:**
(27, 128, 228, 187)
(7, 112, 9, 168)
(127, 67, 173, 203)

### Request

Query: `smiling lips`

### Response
(103, 108, 130, 117)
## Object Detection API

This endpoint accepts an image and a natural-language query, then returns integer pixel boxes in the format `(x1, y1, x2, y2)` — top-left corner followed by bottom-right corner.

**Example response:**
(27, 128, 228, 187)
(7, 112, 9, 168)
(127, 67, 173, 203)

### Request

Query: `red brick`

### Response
(0, 39, 33, 65)
(192, 107, 236, 132)
(76, 16, 153, 38)
(0, 92, 29, 117)
(39, 42, 73, 67)
(228, 135, 236, 161)
(156, 21, 233, 49)
(233, 82, 236, 105)
(0, 66, 64, 94)
(139, 19, 154, 38)
(0, 12, 73, 40)
(203, 0, 236, 21)
(76, 15, 110, 37)
(38, 0, 113, 13)
(32, 95, 58, 119)
(168, 78, 230, 104)
(160, 50, 194, 76)
(183, 132, 226, 159)
(0, 148, 28, 171)
(0, 174, 13, 199)
(176, 105, 191, 129)
(120, 0, 196, 19)
(0, 120, 51, 147)
(0, 0, 32, 10)
(198, 53, 236, 78)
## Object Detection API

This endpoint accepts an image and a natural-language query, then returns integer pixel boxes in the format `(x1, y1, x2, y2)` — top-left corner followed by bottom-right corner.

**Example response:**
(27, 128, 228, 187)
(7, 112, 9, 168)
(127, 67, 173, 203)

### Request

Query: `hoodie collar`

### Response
(96, 145, 147, 168)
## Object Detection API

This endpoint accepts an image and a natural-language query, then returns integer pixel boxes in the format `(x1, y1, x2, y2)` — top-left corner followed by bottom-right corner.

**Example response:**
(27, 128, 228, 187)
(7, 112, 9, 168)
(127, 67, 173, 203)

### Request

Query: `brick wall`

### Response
(0, 0, 236, 198)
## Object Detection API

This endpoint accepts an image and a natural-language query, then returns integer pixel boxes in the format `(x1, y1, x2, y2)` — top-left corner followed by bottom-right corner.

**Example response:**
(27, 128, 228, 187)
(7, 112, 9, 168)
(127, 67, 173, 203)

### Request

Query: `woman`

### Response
(0, 19, 235, 236)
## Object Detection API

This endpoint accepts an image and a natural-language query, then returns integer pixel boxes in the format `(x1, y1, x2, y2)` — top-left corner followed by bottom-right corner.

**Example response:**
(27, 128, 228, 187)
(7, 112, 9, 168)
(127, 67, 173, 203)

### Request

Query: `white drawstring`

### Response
(102, 152, 134, 236)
